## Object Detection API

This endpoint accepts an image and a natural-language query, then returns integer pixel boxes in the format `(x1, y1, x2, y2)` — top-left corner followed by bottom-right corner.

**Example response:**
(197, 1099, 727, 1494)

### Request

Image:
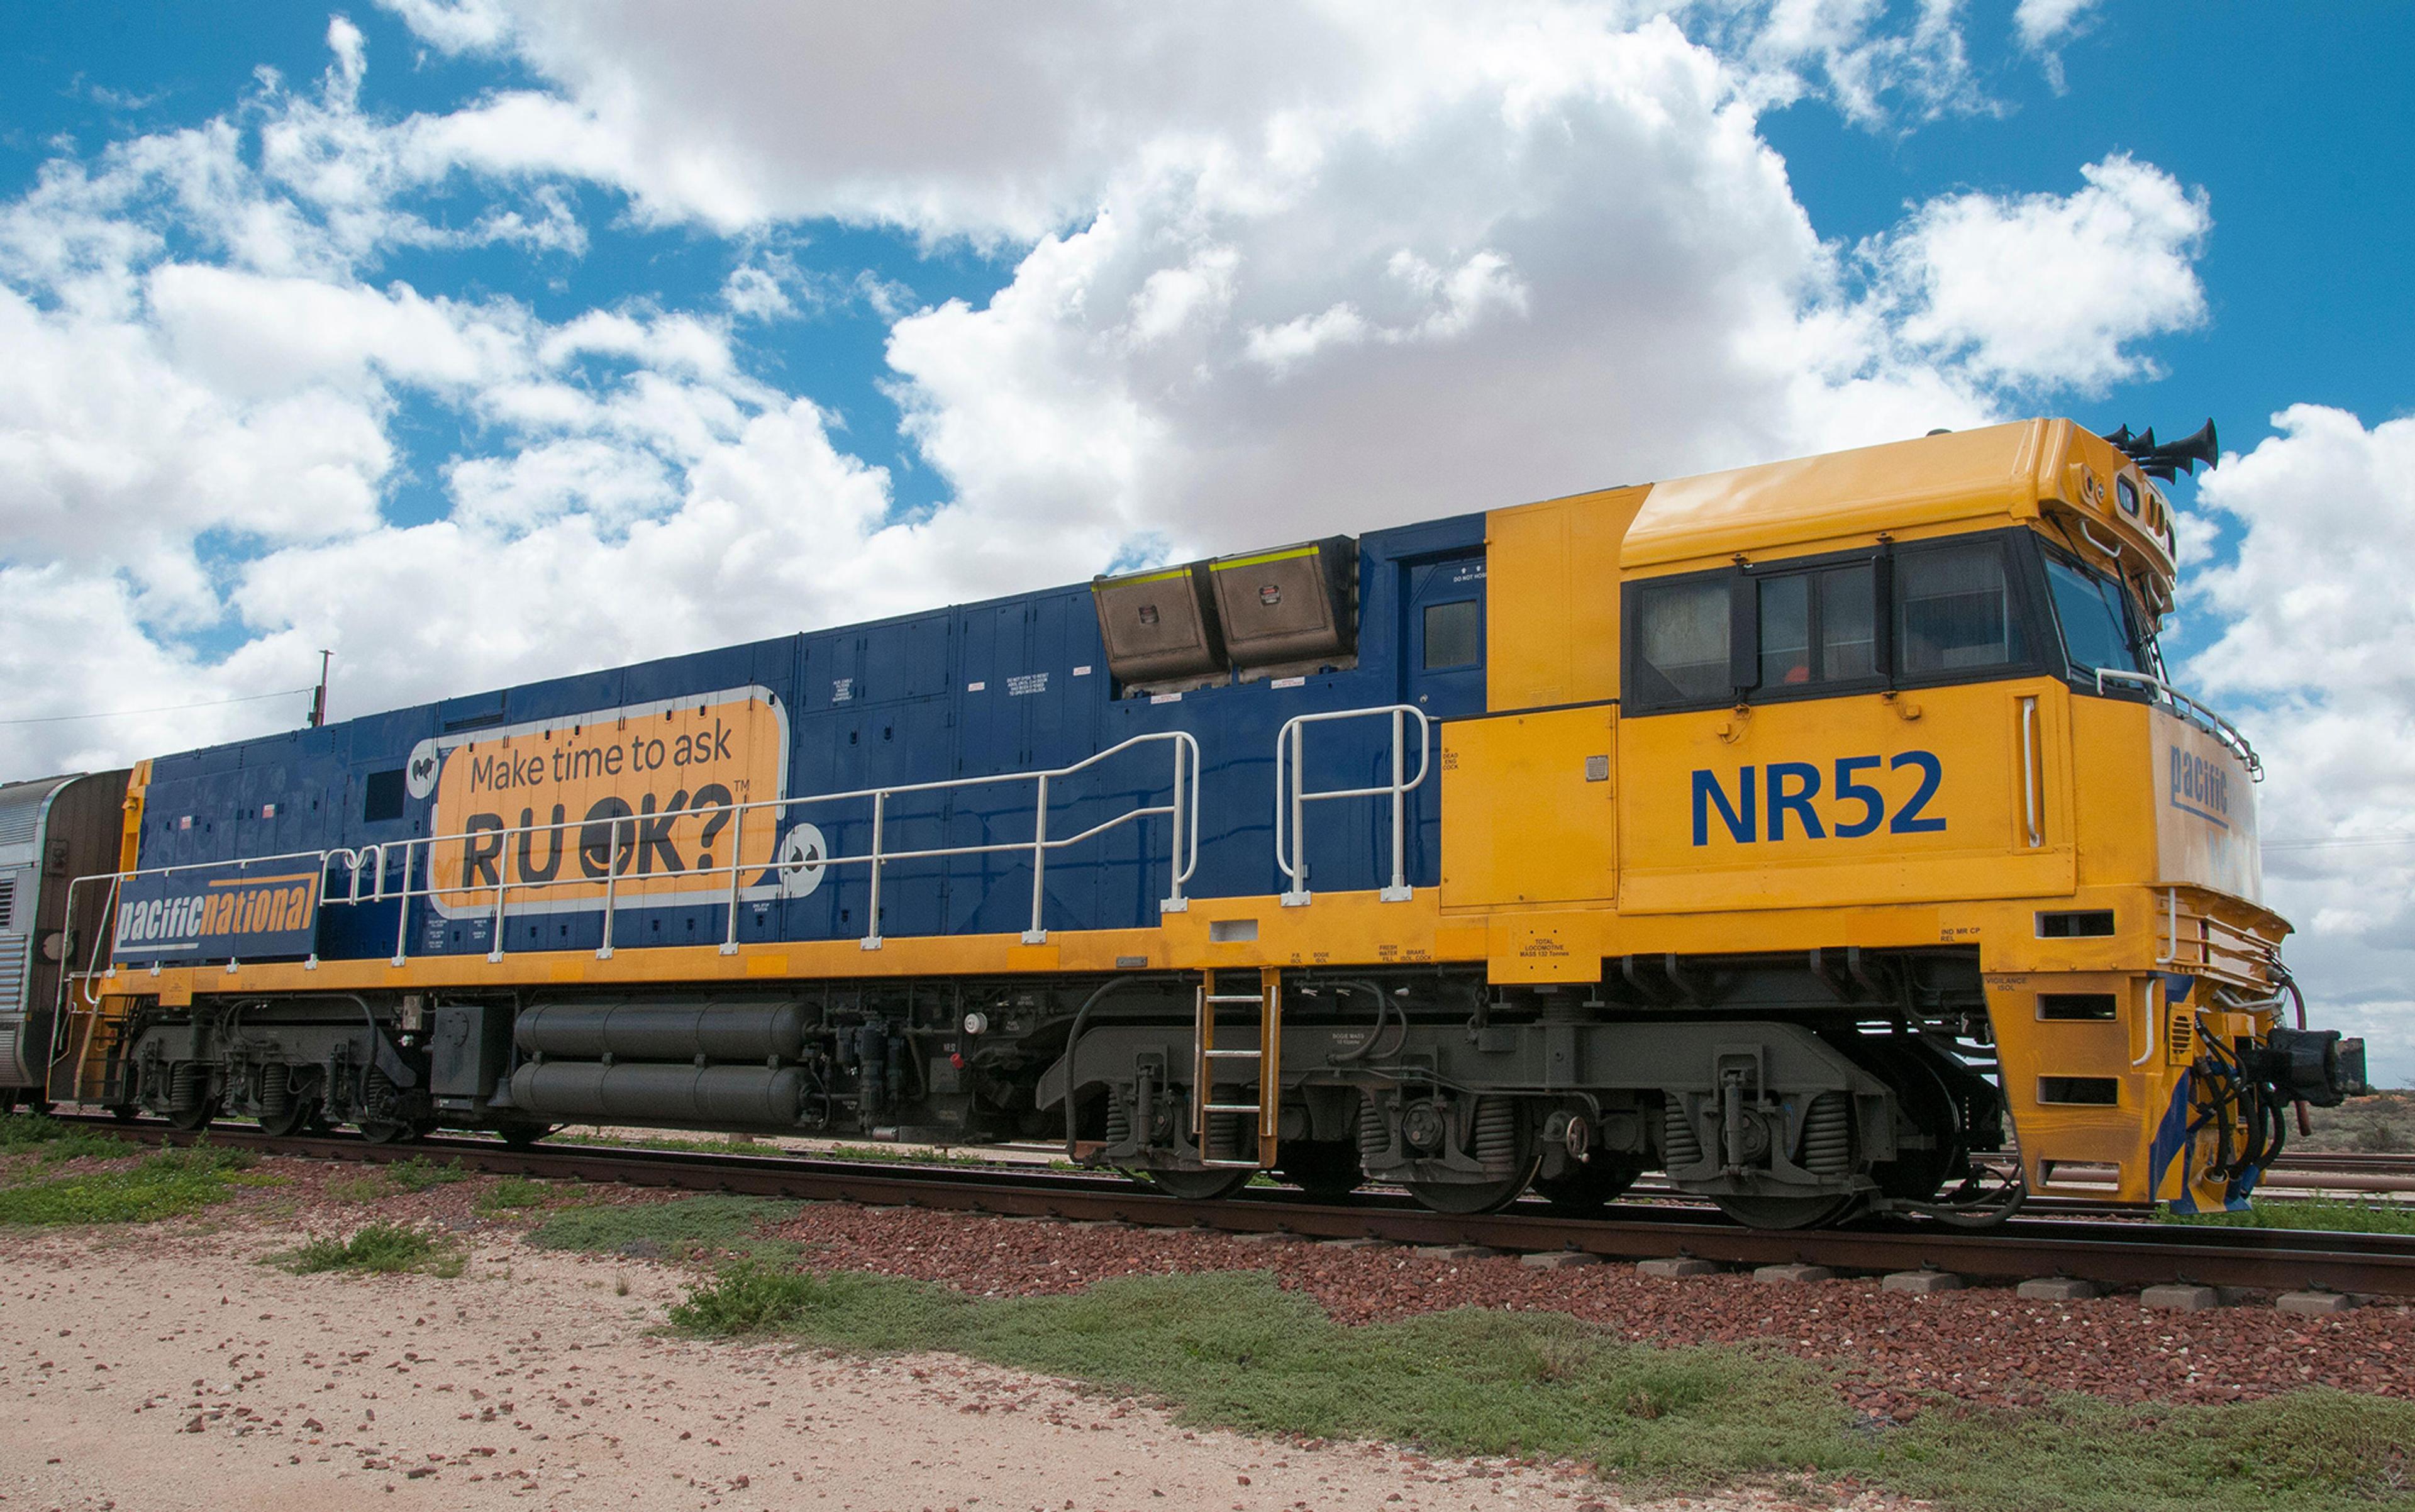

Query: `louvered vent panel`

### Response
(0, 793, 42, 848)
(0, 935, 26, 1016)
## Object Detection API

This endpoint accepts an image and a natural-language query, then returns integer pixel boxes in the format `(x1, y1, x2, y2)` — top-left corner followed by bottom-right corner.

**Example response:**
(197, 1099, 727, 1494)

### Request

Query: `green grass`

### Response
(325, 1172, 387, 1203)
(475, 1176, 556, 1213)
(381, 1156, 472, 1192)
(551, 1130, 774, 1155)
(322, 1157, 474, 1202)
(275, 1221, 462, 1277)
(525, 1194, 802, 1260)
(0, 1145, 254, 1225)
(0, 1112, 133, 1164)
(662, 1265, 2415, 1512)
(2160, 1196, 2415, 1236)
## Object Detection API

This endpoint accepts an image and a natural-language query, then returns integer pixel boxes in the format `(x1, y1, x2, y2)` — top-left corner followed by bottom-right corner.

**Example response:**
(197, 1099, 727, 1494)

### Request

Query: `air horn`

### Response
(2104, 418, 2219, 481)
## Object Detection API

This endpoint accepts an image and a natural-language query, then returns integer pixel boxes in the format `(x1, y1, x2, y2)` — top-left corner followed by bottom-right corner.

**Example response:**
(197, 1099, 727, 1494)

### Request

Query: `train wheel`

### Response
(1140, 1167, 1253, 1201)
(1532, 1153, 1646, 1214)
(1711, 1192, 1863, 1230)
(358, 1118, 431, 1145)
(1858, 1041, 1967, 1202)
(165, 1062, 216, 1131)
(1277, 1139, 1363, 1201)
(165, 1097, 219, 1133)
(259, 1098, 319, 1138)
(1404, 1096, 1541, 1216)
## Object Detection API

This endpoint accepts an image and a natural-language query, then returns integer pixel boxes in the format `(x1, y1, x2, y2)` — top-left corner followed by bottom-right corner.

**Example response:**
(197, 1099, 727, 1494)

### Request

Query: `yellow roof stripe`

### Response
(1211, 544, 1320, 572)
(1094, 565, 1192, 589)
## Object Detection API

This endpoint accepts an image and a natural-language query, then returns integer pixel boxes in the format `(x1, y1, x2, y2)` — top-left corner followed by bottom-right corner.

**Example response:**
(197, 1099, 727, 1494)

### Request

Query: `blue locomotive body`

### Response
(117, 513, 1486, 969)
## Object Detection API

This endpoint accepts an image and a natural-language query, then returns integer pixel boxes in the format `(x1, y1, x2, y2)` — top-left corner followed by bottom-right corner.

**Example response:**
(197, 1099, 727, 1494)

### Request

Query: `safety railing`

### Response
(1272, 704, 1431, 907)
(2095, 668, 2263, 779)
(57, 731, 1200, 991)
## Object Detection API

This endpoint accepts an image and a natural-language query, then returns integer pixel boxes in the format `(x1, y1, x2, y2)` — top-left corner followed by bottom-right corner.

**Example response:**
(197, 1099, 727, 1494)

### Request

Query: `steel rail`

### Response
(66, 1118, 2415, 1299)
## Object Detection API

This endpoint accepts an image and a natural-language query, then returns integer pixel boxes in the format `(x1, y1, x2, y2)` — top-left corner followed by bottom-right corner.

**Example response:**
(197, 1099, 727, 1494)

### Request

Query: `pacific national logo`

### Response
(113, 870, 320, 952)
(2168, 746, 2231, 830)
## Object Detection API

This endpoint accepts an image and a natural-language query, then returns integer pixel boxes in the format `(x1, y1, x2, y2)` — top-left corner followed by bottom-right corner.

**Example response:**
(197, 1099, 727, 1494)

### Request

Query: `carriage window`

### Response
(1634, 579, 1730, 702)
(1895, 542, 2022, 674)
(1422, 599, 1482, 669)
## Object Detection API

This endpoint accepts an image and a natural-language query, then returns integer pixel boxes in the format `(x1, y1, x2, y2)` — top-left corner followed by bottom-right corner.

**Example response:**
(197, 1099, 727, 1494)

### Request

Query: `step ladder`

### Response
(49, 986, 130, 1107)
(1194, 967, 1282, 1169)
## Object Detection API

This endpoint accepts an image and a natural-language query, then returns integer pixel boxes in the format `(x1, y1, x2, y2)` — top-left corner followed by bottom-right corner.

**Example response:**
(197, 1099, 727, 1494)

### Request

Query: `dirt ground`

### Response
(0, 1225, 1879, 1512)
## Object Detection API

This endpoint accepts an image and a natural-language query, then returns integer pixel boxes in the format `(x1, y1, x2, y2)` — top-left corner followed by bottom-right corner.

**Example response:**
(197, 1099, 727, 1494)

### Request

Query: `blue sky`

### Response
(1, 1, 2410, 1073)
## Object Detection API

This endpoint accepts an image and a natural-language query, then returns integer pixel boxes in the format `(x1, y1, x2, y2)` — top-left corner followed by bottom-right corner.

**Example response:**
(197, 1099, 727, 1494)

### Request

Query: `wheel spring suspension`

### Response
(1202, 1109, 1244, 1163)
(1800, 1092, 1853, 1176)
(363, 1066, 400, 1121)
(169, 1062, 208, 1118)
(258, 1065, 291, 1123)
(1356, 1099, 1389, 1165)
(1471, 1097, 1519, 1175)
(1663, 1099, 1704, 1168)
(1102, 1086, 1133, 1146)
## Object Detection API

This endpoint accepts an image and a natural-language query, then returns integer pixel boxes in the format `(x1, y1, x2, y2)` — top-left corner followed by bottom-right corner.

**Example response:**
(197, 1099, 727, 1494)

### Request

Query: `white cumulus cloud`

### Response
(2182, 406, 2415, 1079)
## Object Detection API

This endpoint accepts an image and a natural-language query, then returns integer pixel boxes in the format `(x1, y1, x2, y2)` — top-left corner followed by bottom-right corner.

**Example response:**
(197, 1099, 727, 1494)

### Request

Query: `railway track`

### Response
(67, 1115, 2415, 1301)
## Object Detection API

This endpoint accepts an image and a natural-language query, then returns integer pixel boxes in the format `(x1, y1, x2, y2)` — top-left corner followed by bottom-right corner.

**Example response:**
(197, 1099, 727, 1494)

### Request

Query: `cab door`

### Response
(1402, 553, 1487, 716)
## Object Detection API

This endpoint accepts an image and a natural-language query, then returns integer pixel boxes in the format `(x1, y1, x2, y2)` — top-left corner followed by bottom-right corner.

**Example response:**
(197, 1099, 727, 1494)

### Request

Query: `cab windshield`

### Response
(2043, 555, 2143, 679)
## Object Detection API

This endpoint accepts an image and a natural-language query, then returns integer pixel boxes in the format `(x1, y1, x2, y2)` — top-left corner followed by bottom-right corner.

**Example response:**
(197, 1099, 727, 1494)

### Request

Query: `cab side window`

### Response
(1756, 563, 1877, 690)
(1623, 531, 2048, 713)
(1633, 578, 1730, 703)
(1894, 540, 2023, 674)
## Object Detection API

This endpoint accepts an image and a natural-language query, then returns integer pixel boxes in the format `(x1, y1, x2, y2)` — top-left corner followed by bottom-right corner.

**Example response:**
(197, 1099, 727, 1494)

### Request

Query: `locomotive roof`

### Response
(1624, 418, 2080, 567)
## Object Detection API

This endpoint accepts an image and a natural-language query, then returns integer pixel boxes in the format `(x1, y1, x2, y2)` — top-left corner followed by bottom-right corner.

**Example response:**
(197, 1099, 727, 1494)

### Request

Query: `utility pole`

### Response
(308, 650, 332, 728)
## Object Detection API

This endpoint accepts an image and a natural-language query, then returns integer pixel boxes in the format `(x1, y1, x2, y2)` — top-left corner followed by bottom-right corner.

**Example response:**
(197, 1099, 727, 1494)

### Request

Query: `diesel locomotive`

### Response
(10, 417, 2367, 1228)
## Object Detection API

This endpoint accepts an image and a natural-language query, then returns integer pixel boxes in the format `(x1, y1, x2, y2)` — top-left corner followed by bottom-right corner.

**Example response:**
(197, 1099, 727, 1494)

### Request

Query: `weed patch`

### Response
(2160, 1197, 2415, 1237)
(0, 1113, 132, 1163)
(663, 1265, 2415, 1512)
(381, 1157, 471, 1192)
(526, 1194, 800, 1260)
(476, 1176, 555, 1213)
(276, 1221, 461, 1277)
(0, 1146, 250, 1225)
(325, 1173, 387, 1203)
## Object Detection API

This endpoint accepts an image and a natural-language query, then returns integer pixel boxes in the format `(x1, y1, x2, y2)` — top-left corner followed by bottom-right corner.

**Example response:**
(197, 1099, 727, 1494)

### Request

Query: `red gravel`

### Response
(25, 1147, 2413, 1423)
(742, 1201, 2415, 1421)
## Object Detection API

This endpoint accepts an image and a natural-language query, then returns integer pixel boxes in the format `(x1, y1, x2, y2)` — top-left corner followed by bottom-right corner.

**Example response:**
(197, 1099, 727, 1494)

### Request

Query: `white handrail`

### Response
(2094, 668, 2263, 779)
(1272, 704, 1431, 907)
(2019, 696, 2041, 848)
(61, 729, 1202, 976)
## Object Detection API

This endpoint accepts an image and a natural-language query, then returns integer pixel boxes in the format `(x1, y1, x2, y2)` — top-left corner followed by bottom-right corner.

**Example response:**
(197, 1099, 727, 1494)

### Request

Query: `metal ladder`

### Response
(1194, 967, 1282, 1169)
(48, 988, 126, 1106)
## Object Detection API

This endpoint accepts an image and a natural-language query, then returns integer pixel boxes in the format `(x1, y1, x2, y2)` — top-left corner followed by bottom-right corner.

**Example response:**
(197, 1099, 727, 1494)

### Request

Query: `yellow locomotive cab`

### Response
(1458, 417, 2353, 1213)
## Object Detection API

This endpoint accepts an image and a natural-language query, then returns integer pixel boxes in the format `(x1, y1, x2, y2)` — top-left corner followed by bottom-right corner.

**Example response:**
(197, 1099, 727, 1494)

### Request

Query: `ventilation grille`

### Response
(0, 876, 13, 931)
(0, 934, 26, 1016)
(0, 796, 40, 848)
(2168, 1009, 2196, 1061)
